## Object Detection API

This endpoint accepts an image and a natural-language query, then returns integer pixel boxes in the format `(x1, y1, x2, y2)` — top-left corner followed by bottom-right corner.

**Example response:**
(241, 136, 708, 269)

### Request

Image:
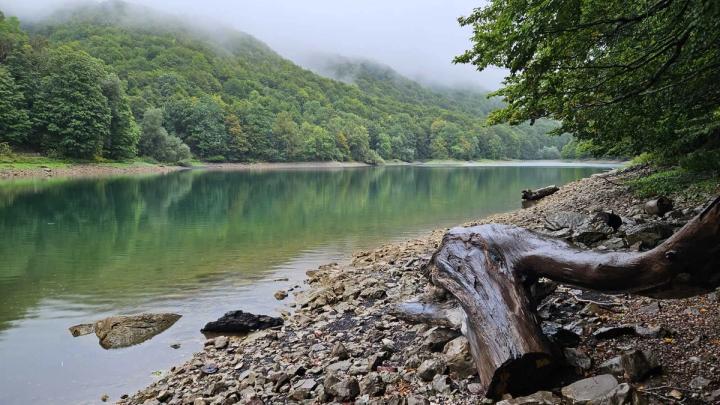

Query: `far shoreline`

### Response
(0, 159, 625, 181)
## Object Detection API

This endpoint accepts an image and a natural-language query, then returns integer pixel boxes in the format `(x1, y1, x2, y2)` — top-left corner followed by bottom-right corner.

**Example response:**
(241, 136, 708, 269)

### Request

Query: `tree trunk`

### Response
(427, 196, 720, 399)
(522, 185, 559, 201)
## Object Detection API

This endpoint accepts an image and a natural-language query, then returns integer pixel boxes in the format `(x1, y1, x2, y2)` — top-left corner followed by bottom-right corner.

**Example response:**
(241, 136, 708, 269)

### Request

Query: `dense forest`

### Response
(0, 1, 573, 164)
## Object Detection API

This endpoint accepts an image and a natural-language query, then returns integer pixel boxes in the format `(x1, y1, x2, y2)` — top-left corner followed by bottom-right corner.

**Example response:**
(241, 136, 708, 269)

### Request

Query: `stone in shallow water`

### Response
(68, 323, 95, 337)
(93, 313, 181, 349)
(201, 310, 283, 333)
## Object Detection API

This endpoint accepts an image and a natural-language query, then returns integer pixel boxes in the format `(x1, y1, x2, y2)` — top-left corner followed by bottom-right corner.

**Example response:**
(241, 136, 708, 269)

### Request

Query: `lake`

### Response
(0, 162, 616, 404)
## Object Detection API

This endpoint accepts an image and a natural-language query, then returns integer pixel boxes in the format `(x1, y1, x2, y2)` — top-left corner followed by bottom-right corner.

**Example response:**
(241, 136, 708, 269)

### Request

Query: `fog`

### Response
(1, 0, 506, 90)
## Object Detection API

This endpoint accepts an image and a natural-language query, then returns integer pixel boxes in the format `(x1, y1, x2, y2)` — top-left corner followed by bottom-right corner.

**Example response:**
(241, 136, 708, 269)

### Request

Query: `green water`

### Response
(0, 163, 613, 404)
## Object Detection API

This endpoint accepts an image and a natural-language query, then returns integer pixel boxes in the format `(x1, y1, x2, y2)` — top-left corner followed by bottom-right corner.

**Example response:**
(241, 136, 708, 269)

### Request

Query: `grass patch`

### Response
(627, 167, 719, 199)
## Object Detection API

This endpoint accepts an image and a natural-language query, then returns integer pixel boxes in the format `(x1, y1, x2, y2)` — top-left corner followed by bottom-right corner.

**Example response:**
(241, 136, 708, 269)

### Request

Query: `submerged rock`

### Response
(94, 313, 181, 349)
(201, 310, 283, 333)
(68, 323, 95, 337)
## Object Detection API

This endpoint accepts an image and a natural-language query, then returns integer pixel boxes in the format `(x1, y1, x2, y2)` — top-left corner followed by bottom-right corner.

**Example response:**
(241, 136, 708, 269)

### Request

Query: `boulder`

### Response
(360, 372, 385, 397)
(424, 327, 460, 352)
(542, 321, 581, 347)
(618, 350, 660, 381)
(431, 374, 452, 393)
(564, 348, 592, 372)
(417, 358, 446, 381)
(443, 336, 476, 378)
(94, 313, 181, 349)
(561, 375, 619, 404)
(273, 290, 288, 300)
(573, 215, 616, 245)
(330, 377, 360, 402)
(544, 212, 588, 231)
(330, 342, 349, 360)
(201, 310, 282, 333)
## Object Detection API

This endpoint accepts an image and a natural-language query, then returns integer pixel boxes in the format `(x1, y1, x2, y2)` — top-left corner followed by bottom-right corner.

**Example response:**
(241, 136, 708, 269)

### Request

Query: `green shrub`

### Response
(0, 142, 13, 158)
(205, 155, 226, 163)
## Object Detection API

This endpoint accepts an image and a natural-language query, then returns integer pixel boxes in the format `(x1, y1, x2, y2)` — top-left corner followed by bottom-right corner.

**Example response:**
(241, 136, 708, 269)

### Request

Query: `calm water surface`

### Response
(0, 163, 615, 404)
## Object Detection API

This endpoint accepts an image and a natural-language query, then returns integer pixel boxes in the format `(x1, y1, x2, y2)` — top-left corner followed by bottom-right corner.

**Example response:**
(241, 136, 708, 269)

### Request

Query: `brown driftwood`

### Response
(428, 195, 720, 399)
(522, 185, 559, 201)
(644, 196, 674, 216)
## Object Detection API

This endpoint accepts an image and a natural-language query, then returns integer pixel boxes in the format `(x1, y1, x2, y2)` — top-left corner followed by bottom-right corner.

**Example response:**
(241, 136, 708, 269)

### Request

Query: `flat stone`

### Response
(587, 383, 636, 405)
(561, 375, 619, 403)
(68, 323, 95, 337)
(406, 395, 430, 405)
(443, 336, 476, 378)
(326, 360, 352, 373)
(94, 313, 181, 349)
(497, 391, 560, 404)
(544, 211, 588, 231)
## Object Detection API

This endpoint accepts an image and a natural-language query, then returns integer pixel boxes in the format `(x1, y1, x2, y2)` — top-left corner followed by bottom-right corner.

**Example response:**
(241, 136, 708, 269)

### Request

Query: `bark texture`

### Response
(522, 185, 560, 201)
(427, 196, 720, 398)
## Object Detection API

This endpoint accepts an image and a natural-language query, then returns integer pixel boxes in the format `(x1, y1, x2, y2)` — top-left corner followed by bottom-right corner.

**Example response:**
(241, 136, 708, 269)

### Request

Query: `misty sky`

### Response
(2, 0, 505, 90)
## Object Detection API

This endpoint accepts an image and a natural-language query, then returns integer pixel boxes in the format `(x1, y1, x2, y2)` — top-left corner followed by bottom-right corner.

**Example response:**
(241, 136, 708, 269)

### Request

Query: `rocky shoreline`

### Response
(119, 165, 719, 405)
(0, 161, 374, 181)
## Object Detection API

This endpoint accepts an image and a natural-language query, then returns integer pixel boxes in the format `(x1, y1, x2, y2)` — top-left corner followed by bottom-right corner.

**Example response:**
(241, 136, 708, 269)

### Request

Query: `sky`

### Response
(1, 0, 506, 90)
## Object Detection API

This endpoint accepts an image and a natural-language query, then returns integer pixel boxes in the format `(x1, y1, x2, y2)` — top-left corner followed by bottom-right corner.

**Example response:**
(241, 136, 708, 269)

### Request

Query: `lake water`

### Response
(0, 163, 615, 404)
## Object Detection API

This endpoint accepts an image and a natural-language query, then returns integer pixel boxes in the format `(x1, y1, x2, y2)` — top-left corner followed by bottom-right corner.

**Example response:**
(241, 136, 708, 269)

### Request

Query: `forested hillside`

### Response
(0, 1, 570, 163)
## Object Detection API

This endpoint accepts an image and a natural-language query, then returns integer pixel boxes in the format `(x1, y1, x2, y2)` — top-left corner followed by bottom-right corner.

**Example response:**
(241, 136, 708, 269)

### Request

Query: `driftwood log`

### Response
(522, 185, 559, 201)
(427, 195, 720, 399)
(644, 196, 674, 216)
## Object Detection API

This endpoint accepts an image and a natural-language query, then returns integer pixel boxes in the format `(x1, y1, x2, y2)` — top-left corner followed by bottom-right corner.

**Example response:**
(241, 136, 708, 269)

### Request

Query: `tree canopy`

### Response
(456, 0, 720, 162)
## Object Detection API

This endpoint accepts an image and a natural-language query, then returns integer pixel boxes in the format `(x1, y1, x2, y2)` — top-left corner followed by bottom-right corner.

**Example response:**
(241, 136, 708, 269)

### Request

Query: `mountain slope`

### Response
(1, 1, 570, 162)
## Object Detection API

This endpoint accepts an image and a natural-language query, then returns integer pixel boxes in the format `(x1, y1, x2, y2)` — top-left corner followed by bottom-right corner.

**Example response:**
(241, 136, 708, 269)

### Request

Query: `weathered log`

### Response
(428, 195, 720, 399)
(522, 185, 559, 201)
(644, 196, 673, 216)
